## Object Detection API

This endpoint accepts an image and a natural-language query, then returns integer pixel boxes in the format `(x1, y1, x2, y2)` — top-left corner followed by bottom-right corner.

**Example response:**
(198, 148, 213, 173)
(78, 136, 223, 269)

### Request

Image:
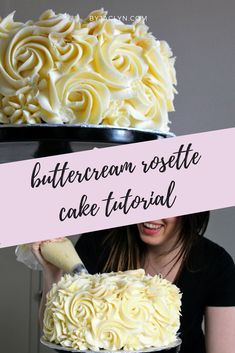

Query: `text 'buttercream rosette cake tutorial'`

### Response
(1, 7, 182, 353)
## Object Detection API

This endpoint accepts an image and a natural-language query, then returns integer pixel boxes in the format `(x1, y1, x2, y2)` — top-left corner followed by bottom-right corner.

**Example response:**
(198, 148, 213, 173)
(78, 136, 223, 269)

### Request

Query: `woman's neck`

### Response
(143, 240, 184, 282)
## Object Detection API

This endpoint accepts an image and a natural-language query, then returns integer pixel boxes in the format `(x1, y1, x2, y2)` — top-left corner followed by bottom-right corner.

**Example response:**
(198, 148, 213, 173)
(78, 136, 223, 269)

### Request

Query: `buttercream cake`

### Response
(0, 9, 177, 132)
(43, 269, 181, 351)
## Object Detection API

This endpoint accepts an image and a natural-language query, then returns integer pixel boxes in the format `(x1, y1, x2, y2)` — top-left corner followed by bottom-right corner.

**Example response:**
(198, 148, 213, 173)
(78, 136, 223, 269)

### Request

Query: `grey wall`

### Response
(0, 1, 234, 352)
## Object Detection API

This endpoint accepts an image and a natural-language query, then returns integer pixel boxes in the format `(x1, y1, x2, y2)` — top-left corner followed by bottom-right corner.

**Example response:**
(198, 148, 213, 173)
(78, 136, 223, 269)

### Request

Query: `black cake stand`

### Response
(0, 124, 174, 163)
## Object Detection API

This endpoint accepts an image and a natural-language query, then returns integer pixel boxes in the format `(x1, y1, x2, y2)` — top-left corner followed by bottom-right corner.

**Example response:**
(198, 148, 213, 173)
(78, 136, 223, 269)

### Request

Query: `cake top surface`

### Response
(0, 9, 177, 131)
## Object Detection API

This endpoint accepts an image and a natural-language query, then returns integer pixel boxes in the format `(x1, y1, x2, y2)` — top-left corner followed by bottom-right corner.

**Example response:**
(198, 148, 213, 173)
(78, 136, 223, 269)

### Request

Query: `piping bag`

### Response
(40, 238, 88, 273)
(15, 237, 88, 274)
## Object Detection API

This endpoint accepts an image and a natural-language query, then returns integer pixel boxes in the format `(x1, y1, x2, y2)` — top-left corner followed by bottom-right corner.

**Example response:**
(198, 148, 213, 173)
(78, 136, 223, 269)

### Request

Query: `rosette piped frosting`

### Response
(0, 9, 177, 131)
(43, 269, 181, 351)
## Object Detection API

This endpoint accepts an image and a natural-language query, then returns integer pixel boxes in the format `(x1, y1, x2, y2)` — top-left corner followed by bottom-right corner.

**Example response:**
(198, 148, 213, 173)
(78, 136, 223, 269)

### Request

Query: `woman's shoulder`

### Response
(192, 236, 234, 261)
(197, 238, 235, 306)
(181, 236, 235, 306)
(189, 236, 235, 281)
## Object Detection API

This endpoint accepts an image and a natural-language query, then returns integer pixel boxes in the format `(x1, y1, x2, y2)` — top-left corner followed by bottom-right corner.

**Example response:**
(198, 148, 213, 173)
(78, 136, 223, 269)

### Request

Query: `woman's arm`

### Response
(31, 242, 63, 330)
(205, 306, 235, 353)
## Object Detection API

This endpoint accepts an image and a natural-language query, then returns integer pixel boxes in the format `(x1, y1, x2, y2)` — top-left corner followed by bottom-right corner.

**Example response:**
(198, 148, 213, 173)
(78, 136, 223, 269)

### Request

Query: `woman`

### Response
(32, 212, 235, 353)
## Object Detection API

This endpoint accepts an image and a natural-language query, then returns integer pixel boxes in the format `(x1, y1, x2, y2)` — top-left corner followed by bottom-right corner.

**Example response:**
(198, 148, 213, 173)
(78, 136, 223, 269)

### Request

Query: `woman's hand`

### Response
(30, 240, 63, 330)
(31, 241, 60, 273)
(30, 240, 63, 284)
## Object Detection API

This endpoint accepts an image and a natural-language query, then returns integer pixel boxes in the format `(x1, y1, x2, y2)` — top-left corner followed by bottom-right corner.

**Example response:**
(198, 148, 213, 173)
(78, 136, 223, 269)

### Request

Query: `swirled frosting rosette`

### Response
(43, 269, 181, 351)
(0, 9, 177, 131)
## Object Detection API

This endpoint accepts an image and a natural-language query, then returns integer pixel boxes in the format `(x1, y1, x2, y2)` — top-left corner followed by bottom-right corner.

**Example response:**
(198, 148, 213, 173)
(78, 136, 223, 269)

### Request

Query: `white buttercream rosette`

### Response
(43, 269, 181, 351)
(0, 9, 177, 131)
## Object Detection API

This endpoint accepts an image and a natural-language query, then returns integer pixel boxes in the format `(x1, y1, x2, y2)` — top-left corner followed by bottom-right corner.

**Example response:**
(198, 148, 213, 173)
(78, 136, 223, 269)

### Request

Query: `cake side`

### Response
(43, 269, 181, 351)
(0, 9, 177, 131)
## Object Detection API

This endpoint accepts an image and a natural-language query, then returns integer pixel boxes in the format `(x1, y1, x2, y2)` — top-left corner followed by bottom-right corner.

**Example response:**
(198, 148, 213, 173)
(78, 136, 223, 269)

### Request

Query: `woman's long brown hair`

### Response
(101, 212, 210, 273)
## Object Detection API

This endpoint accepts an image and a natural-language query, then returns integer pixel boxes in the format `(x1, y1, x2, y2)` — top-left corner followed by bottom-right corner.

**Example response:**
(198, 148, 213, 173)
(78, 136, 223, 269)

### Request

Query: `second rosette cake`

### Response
(43, 269, 181, 351)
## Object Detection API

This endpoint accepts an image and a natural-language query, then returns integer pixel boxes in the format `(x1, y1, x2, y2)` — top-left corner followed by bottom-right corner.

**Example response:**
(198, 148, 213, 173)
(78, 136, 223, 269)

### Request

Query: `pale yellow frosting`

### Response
(43, 269, 181, 350)
(0, 9, 177, 131)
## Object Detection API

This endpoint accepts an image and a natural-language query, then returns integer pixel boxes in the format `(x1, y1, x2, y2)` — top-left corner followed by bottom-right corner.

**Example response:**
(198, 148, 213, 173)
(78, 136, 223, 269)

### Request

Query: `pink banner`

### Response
(0, 128, 234, 248)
